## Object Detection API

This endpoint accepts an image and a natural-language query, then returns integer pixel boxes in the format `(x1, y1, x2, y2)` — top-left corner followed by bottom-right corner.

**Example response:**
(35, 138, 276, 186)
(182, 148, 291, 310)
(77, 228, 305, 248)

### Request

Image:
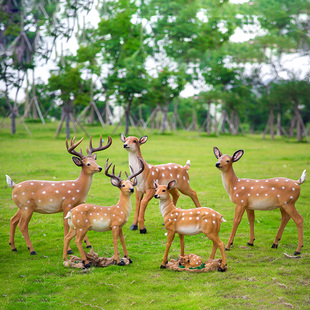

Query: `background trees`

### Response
(1, 0, 309, 140)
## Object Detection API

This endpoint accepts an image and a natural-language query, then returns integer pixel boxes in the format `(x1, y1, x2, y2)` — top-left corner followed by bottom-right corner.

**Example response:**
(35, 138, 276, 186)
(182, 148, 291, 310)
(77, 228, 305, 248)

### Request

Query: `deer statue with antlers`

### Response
(6, 135, 112, 255)
(213, 147, 306, 255)
(154, 180, 227, 271)
(63, 157, 144, 268)
(121, 134, 201, 234)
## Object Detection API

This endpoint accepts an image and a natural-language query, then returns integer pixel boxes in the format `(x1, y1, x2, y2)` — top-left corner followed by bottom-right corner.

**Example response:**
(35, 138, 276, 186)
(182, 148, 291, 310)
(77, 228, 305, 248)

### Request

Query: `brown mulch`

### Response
(63, 248, 131, 269)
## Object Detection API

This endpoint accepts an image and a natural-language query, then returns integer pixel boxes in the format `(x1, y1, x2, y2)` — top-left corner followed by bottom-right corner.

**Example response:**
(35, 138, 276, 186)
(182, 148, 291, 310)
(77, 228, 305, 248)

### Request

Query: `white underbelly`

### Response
(89, 220, 111, 232)
(248, 199, 279, 211)
(176, 225, 201, 236)
(35, 203, 61, 214)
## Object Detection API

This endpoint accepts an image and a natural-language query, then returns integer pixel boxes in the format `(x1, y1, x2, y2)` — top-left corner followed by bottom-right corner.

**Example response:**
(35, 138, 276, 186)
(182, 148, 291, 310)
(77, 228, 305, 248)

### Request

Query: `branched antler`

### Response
(66, 137, 85, 159)
(87, 135, 112, 156)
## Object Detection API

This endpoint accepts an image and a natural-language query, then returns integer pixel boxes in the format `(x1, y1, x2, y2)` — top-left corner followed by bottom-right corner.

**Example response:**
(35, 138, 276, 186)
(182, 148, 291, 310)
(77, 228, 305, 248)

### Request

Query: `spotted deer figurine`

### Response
(154, 180, 227, 272)
(6, 135, 112, 255)
(63, 157, 144, 268)
(121, 134, 201, 234)
(214, 147, 306, 255)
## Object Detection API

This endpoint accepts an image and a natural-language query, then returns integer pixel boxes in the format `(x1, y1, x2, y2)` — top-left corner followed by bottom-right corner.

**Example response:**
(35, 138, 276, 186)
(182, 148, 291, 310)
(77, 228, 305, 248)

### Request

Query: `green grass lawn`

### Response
(0, 121, 310, 309)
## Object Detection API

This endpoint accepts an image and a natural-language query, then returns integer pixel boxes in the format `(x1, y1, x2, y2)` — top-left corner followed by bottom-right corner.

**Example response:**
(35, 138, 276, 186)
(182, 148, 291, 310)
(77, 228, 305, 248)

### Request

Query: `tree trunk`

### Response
(206, 102, 211, 135)
(125, 98, 132, 135)
(161, 102, 168, 133)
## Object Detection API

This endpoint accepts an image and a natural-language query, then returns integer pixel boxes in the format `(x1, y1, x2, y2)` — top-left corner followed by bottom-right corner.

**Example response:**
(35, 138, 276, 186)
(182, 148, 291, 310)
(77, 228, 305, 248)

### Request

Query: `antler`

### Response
(66, 137, 85, 159)
(105, 159, 123, 183)
(125, 157, 145, 181)
(87, 135, 112, 156)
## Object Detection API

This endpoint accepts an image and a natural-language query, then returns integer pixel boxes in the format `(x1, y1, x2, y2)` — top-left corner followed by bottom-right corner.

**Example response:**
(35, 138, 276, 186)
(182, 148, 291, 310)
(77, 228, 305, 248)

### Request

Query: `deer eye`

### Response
(162, 190, 166, 192)
(226, 160, 229, 163)
(122, 184, 125, 187)
(87, 163, 91, 166)
(133, 140, 137, 143)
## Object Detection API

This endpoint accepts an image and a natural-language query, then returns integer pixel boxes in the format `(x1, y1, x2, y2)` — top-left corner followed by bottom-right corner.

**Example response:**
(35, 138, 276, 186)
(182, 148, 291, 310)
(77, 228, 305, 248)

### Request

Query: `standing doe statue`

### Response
(6, 135, 112, 255)
(121, 134, 201, 234)
(213, 147, 306, 255)
(154, 180, 227, 271)
(63, 157, 144, 268)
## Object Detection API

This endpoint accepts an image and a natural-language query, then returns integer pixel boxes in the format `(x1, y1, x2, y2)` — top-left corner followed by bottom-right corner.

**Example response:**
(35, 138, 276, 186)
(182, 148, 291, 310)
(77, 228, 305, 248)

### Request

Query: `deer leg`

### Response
(63, 228, 77, 261)
(283, 204, 303, 255)
(178, 186, 201, 208)
(206, 232, 227, 272)
(138, 189, 155, 234)
(63, 215, 74, 254)
(75, 229, 90, 268)
(226, 204, 245, 251)
(130, 191, 143, 230)
(170, 188, 180, 206)
(179, 233, 185, 256)
(112, 226, 124, 266)
(246, 209, 255, 246)
(9, 209, 21, 251)
(18, 209, 36, 255)
(272, 208, 290, 249)
(119, 228, 132, 263)
(161, 230, 175, 268)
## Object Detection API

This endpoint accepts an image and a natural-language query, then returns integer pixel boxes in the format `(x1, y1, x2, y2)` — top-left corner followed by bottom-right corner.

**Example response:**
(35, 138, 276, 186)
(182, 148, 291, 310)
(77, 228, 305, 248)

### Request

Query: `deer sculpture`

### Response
(121, 134, 201, 234)
(63, 157, 145, 268)
(154, 180, 227, 271)
(213, 147, 306, 255)
(6, 135, 112, 255)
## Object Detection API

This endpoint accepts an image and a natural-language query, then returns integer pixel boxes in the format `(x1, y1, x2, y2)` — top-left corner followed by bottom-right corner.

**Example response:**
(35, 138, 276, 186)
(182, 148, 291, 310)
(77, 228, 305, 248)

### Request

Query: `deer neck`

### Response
(76, 170, 93, 201)
(159, 197, 175, 218)
(128, 150, 149, 179)
(221, 166, 238, 198)
(117, 192, 132, 218)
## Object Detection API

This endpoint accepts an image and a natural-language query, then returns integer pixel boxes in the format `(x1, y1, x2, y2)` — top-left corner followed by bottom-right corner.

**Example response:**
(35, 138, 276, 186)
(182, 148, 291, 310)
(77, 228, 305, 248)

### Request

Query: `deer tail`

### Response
(64, 211, 72, 220)
(297, 169, 306, 185)
(184, 160, 191, 170)
(220, 216, 226, 223)
(6, 175, 15, 189)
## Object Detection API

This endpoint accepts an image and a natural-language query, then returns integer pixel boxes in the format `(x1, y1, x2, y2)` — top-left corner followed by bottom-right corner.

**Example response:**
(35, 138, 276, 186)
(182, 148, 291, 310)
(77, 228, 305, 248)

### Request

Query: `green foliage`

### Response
(0, 122, 310, 309)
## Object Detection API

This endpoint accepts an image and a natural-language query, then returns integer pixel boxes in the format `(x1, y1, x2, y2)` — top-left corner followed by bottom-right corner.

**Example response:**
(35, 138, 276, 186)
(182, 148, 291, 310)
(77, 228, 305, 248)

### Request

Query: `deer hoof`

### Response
(128, 258, 133, 264)
(82, 261, 92, 269)
(30, 251, 37, 255)
(12, 248, 17, 252)
(225, 248, 230, 251)
(218, 266, 227, 272)
(118, 261, 125, 266)
(271, 244, 278, 249)
(130, 224, 138, 230)
(140, 228, 147, 234)
(247, 242, 254, 246)
(86, 245, 92, 249)
(294, 251, 301, 256)
(67, 249, 74, 254)
(160, 265, 166, 269)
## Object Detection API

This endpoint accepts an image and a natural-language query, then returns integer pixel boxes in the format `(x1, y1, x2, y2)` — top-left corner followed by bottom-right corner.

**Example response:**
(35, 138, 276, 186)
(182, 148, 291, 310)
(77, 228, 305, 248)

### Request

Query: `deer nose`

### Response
(216, 163, 220, 168)
(123, 144, 128, 148)
(98, 166, 102, 172)
(154, 194, 158, 198)
(130, 188, 134, 193)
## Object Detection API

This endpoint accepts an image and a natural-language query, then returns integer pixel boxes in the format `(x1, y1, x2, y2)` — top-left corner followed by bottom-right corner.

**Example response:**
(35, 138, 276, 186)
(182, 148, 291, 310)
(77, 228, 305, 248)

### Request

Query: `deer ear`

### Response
(92, 153, 97, 160)
(139, 135, 148, 144)
(121, 133, 126, 142)
(213, 147, 222, 159)
(167, 180, 176, 190)
(111, 178, 121, 188)
(132, 177, 138, 187)
(153, 180, 158, 189)
(232, 150, 244, 162)
(72, 156, 83, 167)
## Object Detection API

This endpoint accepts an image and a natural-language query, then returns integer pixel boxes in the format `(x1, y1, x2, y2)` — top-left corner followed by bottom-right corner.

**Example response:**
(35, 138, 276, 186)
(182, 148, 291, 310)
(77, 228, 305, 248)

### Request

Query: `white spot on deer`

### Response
(72, 183, 75, 186)
(41, 183, 44, 186)
(152, 171, 154, 176)
(162, 173, 165, 177)
(189, 217, 192, 220)
(241, 187, 244, 190)
(22, 192, 25, 195)
(246, 180, 249, 182)
(77, 220, 80, 223)
(261, 186, 264, 189)
(238, 179, 241, 182)
(265, 194, 268, 196)
(80, 229, 82, 231)
(282, 186, 285, 190)
(241, 200, 244, 203)
(168, 167, 171, 170)
(68, 204, 71, 207)
(174, 166, 177, 169)
(25, 207, 28, 210)
(56, 190, 59, 193)
(251, 187, 254, 189)
(256, 193, 259, 196)
(97, 213, 99, 216)
(42, 191, 46, 194)
(117, 205, 120, 208)
(190, 211, 192, 214)
(212, 221, 215, 224)
(100, 218, 103, 220)
(30, 183, 33, 186)
(290, 196, 293, 199)
(276, 179, 279, 182)
(81, 212, 83, 214)
(73, 215, 75, 218)
(170, 214, 173, 217)
(285, 180, 289, 182)
(169, 219, 171, 222)
(108, 208, 110, 210)
(284, 201, 287, 205)
(277, 194, 280, 197)
(113, 214, 115, 217)
(62, 183, 65, 186)
(14, 195, 17, 198)
(162, 167, 165, 170)
(292, 188, 295, 191)
(72, 197, 75, 200)
(177, 175, 180, 179)
(182, 217, 184, 220)
(38, 200, 41, 203)
(68, 190, 71, 193)
(196, 217, 199, 220)
(248, 194, 250, 196)
(174, 218, 177, 221)
(86, 220, 88, 222)
(255, 180, 259, 183)
(32, 192, 34, 195)
(212, 214, 216, 217)
(205, 212, 208, 215)
(77, 189, 80, 192)
(197, 211, 200, 214)
(236, 194, 239, 197)
(156, 168, 158, 172)
(104, 213, 107, 216)
(63, 197, 66, 200)
(50, 199, 53, 202)
(119, 219, 121, 221)
(94, 207, 96, 209)
(170, 174, 173, 177)
(182, 213, 185, 216)
(205, 219, 208, 222)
